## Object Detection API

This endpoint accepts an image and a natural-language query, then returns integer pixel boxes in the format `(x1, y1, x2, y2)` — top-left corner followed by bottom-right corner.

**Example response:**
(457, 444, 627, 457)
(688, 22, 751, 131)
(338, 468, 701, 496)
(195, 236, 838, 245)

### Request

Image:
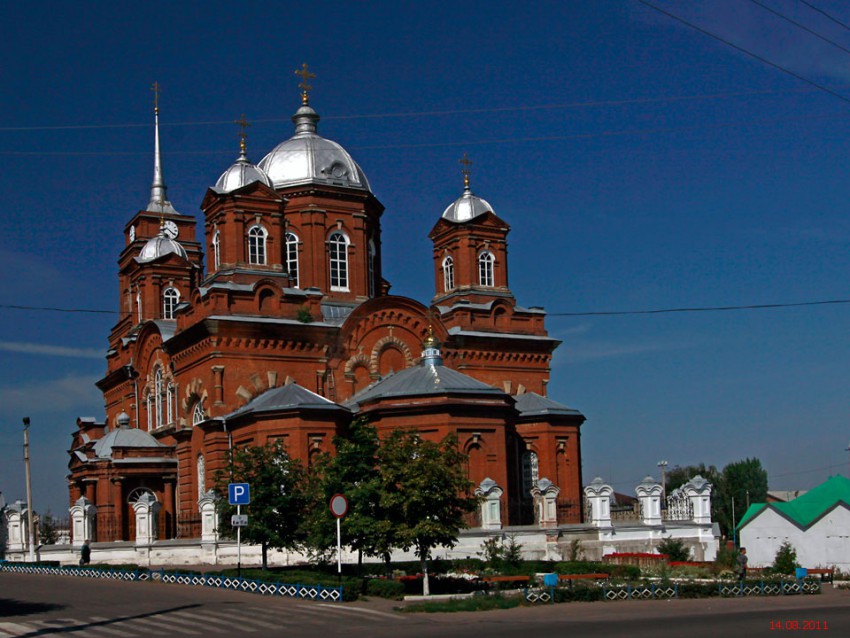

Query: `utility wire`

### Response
(3, 297, 850, 319)
(2, 110, 849, 156)
(748, 0, 850, 56)
(799, 0, 850, 33)
(0, 88, 820, 133)
(637, 0, 850, 107)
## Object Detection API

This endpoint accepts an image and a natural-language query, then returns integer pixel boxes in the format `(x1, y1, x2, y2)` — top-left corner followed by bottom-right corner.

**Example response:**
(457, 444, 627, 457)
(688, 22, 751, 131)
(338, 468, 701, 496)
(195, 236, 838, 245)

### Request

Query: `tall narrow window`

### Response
(442, 255, 455, 292)
(285, 232, 299, 287)
(248, 224, 267, 265)
(478, 251, 495, 287)
(328, 231, 349, 291)
(368, 239, 376, 297)
(146, 395, 153, 431)
(166, 383, 176, 424)
(154, 368, 163, 428)
(162, 287, 180, 319)
(212, 229, 220, 270)
(136, 289, 142, 324)
(197, 454, 206, 499)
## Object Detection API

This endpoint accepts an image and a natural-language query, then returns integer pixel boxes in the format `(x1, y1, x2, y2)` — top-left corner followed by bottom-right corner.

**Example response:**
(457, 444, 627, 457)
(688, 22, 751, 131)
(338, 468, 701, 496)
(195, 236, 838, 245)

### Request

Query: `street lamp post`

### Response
(23, 417, 36, 562)
(657, 460, 668, 499)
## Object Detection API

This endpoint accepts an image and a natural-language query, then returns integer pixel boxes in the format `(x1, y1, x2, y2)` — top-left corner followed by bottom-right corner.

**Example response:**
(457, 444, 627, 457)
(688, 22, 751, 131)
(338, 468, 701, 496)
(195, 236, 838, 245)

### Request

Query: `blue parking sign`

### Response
(229, 483, 251, 505)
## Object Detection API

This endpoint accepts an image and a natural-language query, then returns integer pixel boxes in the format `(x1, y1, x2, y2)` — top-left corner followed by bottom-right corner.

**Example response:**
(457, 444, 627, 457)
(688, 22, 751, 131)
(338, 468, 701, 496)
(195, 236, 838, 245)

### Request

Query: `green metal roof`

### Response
(737, 475, 850, 530)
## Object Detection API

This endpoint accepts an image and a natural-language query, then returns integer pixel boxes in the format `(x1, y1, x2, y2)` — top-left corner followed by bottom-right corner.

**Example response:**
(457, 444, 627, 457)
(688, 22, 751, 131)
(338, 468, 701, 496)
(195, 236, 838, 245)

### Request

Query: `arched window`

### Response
(328, 231, 349, 291)
(442, 255, 455, 292)
(197, 454, 206, 499)
(154, 368, 163, 428)
(368, 239, 377, 297)
(248, 224, 267, 265)
(285, 232, 299, 288)
(478, 251, 495, 287)
(162, 287, 180, 320)
(212, 229, 220, 270)
(521, 451, 539, 496)
(192, 402, 205, 426)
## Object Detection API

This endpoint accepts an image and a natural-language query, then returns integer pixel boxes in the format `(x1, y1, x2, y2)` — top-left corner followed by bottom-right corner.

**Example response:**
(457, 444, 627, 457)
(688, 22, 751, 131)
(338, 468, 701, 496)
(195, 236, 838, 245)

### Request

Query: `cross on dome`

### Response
(234, 114, 251, 154)
(459, 153, 473, 190)
(295, 63, 316, 105)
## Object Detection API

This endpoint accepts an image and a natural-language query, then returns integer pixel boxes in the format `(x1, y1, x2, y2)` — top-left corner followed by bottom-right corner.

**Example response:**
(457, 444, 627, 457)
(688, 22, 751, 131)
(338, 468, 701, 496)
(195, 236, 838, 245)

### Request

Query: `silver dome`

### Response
(441, 187, 495, 223)
(137, 229, 188, 263)
(215, 148, 273, 192)
(258, 105, 371, 191)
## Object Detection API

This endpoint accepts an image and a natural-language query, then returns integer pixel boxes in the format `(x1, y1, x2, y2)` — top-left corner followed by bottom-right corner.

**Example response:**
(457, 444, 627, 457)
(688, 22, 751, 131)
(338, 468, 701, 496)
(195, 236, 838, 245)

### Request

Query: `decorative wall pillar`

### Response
(69, 496, 97, 546)
(636, 476, 663, 525)
(5, 501, 28, 552)
(164, 477, 176, 539)
(530, 478, 560, 528)
(211, 366, 225, 406)
(83, 479, 97, 503)
(683, 475, 713, 524)
(583, 477, 613, 527)
(474, 478, 503, 529)
(111, 478, 124, 541)
(133, 493, 162, 546)
(199, 490, 220, 543)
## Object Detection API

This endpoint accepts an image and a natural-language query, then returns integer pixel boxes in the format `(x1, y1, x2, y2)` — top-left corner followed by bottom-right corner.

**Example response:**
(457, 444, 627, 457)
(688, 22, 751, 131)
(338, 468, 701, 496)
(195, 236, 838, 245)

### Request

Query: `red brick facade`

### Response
(68, 94, 585, 541)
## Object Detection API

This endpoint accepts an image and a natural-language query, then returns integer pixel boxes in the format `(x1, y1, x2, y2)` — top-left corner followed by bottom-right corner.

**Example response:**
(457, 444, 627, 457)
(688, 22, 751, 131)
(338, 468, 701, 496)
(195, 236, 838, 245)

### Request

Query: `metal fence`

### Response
(0, 563, 343, 602)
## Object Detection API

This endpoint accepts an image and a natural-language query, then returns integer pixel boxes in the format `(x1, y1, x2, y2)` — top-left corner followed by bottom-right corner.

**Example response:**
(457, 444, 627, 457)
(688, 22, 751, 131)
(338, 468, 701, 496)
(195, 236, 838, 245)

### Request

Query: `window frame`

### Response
(328, 230, 350, 291)
(285, 231, 299, 288)
(478, 250, 495, 287)
(247, 224, 268, 265)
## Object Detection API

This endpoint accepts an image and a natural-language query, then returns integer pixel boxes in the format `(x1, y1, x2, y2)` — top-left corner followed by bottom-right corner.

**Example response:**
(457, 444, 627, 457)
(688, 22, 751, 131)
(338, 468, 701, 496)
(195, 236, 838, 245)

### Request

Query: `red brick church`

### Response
(68, 71, 586, 542)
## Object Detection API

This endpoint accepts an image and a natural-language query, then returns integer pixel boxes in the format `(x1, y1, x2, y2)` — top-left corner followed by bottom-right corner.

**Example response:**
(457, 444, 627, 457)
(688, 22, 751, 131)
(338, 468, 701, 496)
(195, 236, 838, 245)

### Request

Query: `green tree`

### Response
(772, 541, 799, 575)
(657, 537, 691, 562)
(665, 464, 720, 494)
(214, 440, 307, 570)
(302, 419, 398, 567)
(37, 510, 59, 545)
(378, 430, 478, 595)
(716, 457, 769, 539)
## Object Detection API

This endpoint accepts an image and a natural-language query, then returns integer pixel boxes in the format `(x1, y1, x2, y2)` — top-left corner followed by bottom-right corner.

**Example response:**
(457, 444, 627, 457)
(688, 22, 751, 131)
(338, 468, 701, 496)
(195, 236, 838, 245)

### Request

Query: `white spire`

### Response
(146, 81, 178, 215)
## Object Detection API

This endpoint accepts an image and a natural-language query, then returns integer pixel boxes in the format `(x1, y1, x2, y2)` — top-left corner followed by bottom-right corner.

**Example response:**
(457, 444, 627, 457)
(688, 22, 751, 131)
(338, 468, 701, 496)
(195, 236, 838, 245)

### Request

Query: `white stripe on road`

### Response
(0, 622, 34, 637)
(314, 603, 403, 620)
(118, 615, 203, 635)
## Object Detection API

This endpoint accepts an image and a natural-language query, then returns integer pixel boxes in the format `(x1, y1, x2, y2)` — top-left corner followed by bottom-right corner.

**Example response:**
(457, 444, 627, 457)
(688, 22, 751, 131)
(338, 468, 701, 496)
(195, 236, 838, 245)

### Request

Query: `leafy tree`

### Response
(772, 541, 799, 575)
(657, 537, 691, 562)
(302, 419, 398, 566)
(665, 464, 720, 494)
(378, 430, 478, 595)
(715, 457, 768, 538)
(37, 510, 59, 545)
(214, 440, 307, 570)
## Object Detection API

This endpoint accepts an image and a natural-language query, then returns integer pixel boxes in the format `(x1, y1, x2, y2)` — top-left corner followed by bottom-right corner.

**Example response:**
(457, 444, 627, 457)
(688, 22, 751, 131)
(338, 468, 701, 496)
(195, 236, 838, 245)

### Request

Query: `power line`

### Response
(747, 0, 850, 56)
(799, 0, 850, 33)
(637, 0, 850, 108)
(547, 298, 850, 317)
(4, 297, 850, 320)
(2, 110, 849, 157)
(0, 88, 819, 133)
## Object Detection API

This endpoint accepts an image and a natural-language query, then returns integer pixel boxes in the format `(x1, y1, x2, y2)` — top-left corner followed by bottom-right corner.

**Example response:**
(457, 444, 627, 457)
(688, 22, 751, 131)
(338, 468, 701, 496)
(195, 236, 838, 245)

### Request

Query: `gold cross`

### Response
(151, 81, 160, 113)
(234, 114, 251, 153)
(294, 63, 316, 105)
(459, 153, 473, 189)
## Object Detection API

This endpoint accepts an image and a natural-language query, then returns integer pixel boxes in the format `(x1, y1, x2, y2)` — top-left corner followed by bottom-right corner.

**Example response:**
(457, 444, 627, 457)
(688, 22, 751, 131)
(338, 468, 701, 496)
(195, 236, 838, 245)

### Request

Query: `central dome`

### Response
(258, 105, 371, 191)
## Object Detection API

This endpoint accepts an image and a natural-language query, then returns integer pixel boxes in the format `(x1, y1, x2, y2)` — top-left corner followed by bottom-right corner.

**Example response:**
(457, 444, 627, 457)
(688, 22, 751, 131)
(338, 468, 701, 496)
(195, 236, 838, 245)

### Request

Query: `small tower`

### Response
(429, 155, 513, 307)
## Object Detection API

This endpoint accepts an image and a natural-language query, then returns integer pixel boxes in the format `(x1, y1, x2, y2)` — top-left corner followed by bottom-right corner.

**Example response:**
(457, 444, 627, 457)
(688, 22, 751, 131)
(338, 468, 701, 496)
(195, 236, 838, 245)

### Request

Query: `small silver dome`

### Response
(258, 104, 371, 191)
(137, 229, 188, 263)
(441, 187, 495, 223)
(215, 148, 273, 192)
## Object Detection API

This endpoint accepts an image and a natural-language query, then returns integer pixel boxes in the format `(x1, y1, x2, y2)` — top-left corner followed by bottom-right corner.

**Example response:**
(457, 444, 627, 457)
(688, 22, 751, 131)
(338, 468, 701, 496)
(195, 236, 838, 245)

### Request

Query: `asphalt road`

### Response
(1, 573, 848, 637)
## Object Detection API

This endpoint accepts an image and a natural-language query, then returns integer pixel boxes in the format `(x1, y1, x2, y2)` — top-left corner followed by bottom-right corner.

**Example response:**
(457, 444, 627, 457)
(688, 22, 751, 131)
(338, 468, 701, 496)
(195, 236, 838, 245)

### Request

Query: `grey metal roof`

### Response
(214, 148, 273, 192)
(446, 327, 560, 342)
(258, 104, 371, 192)
(206, 315, 335, 328)
(91, 427, 167, 459)
(321, 302, 360, 325)
(441, 187, 494, 223)
(153, 320, 177, 342)
(514, 392, 582, 418)
(226, 383, 348, 420)
(345, 363, 505, 412)
(136, 230, 188, 263)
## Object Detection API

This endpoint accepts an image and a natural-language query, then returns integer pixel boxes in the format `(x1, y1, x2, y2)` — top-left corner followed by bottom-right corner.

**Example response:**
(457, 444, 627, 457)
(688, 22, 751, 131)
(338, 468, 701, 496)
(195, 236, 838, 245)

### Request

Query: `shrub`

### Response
(657, 537, 691, 562)
(553, 561, 640, 580)
(553, 585, 605, 603)
(772, 541, 799, 575)
(402, 593, 523, 613)
(365, 578, 405, 600)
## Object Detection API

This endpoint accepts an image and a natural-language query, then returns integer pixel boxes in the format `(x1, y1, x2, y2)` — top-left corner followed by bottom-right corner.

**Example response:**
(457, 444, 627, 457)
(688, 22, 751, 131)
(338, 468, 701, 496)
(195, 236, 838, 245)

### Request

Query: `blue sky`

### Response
(2, 0, 850, 517)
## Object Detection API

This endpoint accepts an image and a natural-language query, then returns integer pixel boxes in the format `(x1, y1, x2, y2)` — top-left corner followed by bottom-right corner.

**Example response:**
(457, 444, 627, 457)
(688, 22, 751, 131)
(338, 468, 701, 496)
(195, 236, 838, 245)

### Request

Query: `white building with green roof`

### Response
(738, 475, 850, 570)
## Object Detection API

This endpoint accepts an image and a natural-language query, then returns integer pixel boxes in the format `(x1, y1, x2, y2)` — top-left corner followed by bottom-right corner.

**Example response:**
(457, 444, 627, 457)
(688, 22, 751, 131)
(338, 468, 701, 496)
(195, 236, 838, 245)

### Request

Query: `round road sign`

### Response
(329, 494, 348, 518)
